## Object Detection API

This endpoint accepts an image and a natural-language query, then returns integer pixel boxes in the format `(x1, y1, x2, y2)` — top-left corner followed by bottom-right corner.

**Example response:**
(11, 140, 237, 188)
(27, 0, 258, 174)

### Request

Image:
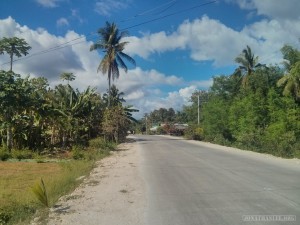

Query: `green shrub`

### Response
(0, 204, 36, 225)
(212, 134, 232, 146)
(0, 211, 11, 224)
(0, 148, 11, 161)
(89, 137, 116, 151)
(156, 126, 166, 135)
(11, 149, 33, 160)
(71, 145, 85, 160)
(184, 125, 204, 140)
(31, 178, 49, 207)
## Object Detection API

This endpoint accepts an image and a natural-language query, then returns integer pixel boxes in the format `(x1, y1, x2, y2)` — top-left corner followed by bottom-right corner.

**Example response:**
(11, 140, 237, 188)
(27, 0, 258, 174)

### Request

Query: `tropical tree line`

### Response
(0, 70, 137, 152)
(142, 45, 300, 158)
(0, 21, 138, 153)
(199, 45, 300, 158)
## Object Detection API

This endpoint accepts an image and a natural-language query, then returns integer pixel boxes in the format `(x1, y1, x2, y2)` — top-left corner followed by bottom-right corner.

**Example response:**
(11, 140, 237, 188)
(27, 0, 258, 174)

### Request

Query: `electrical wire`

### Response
(122, 1, 217, 30)
(120, 0, 177, 22)
(0, 0, 217, 67)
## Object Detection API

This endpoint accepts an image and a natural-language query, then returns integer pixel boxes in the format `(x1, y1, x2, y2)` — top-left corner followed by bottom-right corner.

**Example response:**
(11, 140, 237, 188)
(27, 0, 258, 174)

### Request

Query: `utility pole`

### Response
(198, 94, 200, 125)
(145, 116, 148, 135)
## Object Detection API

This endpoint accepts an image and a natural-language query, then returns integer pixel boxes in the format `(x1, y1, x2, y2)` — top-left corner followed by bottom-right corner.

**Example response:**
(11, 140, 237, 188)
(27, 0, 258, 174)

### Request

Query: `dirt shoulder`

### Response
(38, 138, 145, 225)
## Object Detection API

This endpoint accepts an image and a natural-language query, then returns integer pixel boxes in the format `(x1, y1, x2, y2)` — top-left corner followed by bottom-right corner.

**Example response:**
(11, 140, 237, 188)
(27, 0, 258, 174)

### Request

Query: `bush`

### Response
(0, 204, 35, 225)
(184, 125, 204, 140)
(0, 148, 11, 161)
(0, 211, 11, 224)
(71, 145, 85, 160)
(89, 137, 116, 151)
(11, 149, 33, 160)
(156, 126, 166, 135)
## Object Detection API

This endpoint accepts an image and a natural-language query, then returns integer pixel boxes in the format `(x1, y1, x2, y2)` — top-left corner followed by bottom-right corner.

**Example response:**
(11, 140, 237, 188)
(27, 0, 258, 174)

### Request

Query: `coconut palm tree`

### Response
(0, 37, 31, 71)
(277, 61, 300, 102)
(234, 45, 265, 87)
(124, 105, 139, 123)
(102, 84, 125, 107)
(60, 72, 76, 85)
(281, 44, 300, 72)
(90, 21, 135, 106)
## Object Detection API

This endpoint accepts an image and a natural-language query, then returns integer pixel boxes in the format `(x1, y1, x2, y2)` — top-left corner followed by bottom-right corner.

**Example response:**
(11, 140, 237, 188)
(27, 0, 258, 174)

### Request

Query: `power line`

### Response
(0, 1, 217, 67)
(1, 0, 181, 67)
(122, 1, 217, 30)
(120, 0, 177, 22)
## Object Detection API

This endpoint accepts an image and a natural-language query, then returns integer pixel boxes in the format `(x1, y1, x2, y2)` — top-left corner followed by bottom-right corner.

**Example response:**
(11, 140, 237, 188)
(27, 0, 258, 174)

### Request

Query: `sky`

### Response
(0, 0, 300, 118)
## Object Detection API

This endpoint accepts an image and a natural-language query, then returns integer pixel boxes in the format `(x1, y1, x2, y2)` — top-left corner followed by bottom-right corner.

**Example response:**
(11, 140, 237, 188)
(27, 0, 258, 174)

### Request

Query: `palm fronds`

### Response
(31, 178, 49, 207)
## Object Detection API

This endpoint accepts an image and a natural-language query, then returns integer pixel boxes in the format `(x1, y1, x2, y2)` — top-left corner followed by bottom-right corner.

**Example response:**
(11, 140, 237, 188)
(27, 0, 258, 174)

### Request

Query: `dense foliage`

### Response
(142, 45, 300, 158)
(0, 27, 138, 154)
(90, 21, 136, 106)
(0, 70, 103, 151)
(187, 45, 300, 158)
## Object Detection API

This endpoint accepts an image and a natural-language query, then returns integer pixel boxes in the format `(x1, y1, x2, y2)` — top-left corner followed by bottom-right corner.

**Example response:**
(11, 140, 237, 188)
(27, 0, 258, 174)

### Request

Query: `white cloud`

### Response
(125, 90, 145, 101)
(0, 17, 97, 87)
(114, 67, 183, 94)
(35, 0, 61, 8)
(94, 0, 130, 16)
(125, 14, 300, 66)
(0, 17, 190, 119)
(126, 86, 197, 118)
(228, 0, 300, 21)
(1, 8, 299, 118)
(70, 9, 84, 24)
(125, 16, 253, 66)
(124, 31, 186, 58)
(56, 17, 69, 27)
(253, 0, 300, 20)
(192, 79, 213, 89)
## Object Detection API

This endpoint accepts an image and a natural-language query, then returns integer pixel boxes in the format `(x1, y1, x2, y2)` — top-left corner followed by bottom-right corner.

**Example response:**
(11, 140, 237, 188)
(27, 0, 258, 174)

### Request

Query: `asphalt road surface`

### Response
(134, 135, 300, 225)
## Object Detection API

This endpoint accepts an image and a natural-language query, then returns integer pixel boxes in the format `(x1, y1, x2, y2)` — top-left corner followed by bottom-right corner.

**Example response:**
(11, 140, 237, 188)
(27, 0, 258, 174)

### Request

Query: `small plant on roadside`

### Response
(31, 178, 49, 208)
(89, 137, 116, 151)
(0, 211, 11, 225)
(184, 125, 204, 140)
(0, 148, 11, 161)
(71, 145, 85, 160)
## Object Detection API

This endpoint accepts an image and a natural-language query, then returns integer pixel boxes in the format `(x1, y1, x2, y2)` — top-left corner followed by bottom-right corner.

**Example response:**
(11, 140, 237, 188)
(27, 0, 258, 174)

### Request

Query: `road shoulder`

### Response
(40, 139, 145, 225)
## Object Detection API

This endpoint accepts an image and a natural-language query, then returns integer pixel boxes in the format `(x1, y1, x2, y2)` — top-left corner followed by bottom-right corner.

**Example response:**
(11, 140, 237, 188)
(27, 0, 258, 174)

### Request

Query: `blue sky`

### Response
(0, 0, 300, 118)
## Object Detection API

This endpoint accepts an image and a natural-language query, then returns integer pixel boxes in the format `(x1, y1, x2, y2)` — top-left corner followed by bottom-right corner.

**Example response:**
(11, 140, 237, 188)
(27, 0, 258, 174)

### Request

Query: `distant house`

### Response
(150, 125, 159, 132)
(173, 123, 189, 131)
(150, 123, 188, 135)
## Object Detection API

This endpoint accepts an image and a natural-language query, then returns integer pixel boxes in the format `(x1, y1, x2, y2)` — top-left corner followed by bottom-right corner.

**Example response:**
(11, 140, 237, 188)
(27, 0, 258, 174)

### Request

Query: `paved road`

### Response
(135, 135, 300, 225)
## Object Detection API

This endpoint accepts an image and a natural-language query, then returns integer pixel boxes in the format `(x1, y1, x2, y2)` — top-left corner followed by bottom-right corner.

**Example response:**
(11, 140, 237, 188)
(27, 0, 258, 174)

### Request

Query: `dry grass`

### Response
(0, 140, 112, 224)
(0, 159, 98, 224)
(0, 162, 61, 208)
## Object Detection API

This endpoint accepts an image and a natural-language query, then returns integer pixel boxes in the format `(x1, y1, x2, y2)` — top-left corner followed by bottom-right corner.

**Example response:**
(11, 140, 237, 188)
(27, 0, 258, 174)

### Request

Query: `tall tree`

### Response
(0, 71, 33, 151)
(102, 84, 125, 107)
(102, 105, 130, 143)
(277, 45, 300, 102)
(234, 45, 264, 87)
(280, 44, 300, 71)
(0, 37, 31, 71)
(60, 72, 76, 85)
(277, 61, 300, 102)
(90, 21, 135, 106)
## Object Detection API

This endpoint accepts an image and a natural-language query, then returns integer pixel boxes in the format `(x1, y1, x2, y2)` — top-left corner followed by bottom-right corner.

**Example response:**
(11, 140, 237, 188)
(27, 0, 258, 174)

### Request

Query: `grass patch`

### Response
(89, 137, 117, 151)
(0, 144, 111, 224)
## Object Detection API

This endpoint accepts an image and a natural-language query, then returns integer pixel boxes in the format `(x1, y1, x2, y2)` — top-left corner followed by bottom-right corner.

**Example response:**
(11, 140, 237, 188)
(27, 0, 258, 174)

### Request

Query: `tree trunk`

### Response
(10, 51, 13, 72)
(62, 131, 67, 149)
(50, 125, 57, 146)
(108, 69, 111, 107)
(7, 125, 13, 152)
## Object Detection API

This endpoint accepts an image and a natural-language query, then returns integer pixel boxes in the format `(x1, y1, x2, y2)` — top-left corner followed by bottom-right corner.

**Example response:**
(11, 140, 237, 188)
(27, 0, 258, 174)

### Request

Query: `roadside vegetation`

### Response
(137, 45, 300, 159)
(0, 21, 137, 224)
